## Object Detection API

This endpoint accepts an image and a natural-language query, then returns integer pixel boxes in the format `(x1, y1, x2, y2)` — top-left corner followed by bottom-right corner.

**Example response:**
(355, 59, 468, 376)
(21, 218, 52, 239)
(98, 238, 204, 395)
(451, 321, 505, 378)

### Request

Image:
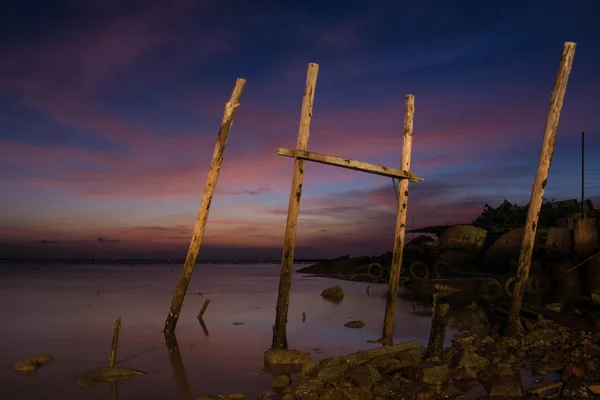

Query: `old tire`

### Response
(367, 263, 385, 278)
(476, 278, 502, 301)
(504, 277, 516, 298)
(408, 261, 429, 279)
(432, 261, 451, 279)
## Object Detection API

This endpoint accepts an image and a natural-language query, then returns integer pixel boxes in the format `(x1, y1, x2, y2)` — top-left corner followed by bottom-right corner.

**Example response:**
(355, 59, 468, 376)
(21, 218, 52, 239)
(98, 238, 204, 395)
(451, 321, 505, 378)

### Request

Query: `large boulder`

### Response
(438, 225, 487, 254)
(482, 227, 543, 274)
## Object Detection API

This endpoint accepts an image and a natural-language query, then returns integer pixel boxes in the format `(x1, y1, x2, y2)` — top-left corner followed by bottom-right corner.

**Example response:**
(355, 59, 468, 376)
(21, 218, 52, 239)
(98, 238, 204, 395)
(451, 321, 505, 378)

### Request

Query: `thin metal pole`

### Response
(582, 131, 585, 218)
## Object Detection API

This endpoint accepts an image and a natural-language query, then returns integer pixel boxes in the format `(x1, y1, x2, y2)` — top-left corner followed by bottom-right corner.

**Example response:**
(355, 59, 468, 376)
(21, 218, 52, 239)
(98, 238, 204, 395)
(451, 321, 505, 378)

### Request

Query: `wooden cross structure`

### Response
(271, 63, 424, 349)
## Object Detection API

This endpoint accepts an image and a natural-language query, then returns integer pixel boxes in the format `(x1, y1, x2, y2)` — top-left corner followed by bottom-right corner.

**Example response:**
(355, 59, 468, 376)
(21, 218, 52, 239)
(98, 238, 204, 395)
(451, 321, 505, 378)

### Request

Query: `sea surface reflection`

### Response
(0, 263, 444, 399)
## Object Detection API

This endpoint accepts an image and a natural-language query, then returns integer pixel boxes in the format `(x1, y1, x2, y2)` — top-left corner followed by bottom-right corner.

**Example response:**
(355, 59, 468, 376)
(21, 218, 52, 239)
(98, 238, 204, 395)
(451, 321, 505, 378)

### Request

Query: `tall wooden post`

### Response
(164, 78, 246, 333)
(271, 63, 319, 350)
(382, 94, 415, 342)
(506, 42, 576, 336)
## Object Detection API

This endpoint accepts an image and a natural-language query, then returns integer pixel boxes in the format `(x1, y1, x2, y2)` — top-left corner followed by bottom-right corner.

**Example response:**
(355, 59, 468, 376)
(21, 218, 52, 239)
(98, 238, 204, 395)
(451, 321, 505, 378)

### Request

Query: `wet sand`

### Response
(0, 263, 448, 399)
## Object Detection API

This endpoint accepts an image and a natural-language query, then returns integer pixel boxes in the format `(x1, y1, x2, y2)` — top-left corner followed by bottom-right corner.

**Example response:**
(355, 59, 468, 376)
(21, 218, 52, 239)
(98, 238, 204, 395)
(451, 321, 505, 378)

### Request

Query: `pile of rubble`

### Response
(276, 314, 600, 399)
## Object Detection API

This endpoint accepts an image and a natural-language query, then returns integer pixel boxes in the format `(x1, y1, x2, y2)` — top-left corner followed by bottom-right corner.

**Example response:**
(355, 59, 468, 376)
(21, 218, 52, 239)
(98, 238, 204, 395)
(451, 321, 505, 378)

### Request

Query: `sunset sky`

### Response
(1, 0, 599, 259)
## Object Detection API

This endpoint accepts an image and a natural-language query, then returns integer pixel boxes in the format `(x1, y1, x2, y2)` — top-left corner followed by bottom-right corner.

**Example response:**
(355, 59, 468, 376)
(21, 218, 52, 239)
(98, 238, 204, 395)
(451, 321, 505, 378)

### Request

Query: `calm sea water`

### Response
(0, 263, 443, 400)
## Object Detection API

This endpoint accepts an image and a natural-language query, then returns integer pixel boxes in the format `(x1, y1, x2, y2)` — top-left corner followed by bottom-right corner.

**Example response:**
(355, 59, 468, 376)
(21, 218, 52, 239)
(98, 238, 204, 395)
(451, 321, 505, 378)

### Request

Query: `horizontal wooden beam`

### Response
(277, 148, 424, 183)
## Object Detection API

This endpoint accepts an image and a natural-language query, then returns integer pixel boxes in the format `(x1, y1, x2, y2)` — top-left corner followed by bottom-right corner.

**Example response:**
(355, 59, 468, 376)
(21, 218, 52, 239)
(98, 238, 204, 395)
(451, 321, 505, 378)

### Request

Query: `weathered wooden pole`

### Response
(382, 94, 415, 343)
(506, 42, 576, 336)
(108, 317, 121, 367)
(164, 78, 246, 333)
(197, 299, 210, 319)
(271, 63, 319, 350)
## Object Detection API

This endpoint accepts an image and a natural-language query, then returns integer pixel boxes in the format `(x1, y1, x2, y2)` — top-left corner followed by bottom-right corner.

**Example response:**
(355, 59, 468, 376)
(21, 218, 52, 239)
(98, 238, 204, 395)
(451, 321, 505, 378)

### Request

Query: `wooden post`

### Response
(581, 131, 585, 219)
(164, 78, 246, 333)
(109, 317, 121, 367)
(425, 295, 450, 359)
(271, 63, 319, 350)
(164, 333, 193, 400)
(506, 42, 576, 336)
(382, 94, 415, 342)
(197, 299, 210, 319)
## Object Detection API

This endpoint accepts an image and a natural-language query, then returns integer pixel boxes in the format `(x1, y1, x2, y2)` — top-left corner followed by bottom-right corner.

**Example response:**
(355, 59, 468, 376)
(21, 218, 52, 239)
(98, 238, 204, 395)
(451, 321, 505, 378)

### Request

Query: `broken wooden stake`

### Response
(382, 94, 415, 342)
(164, 78, 246, 333)
(272, 63, 319, 350)
(506, 42, 576, 337)
(109, 317, 121, 368)
(197, 299, 210, 319)
(425, 295, 450, 359)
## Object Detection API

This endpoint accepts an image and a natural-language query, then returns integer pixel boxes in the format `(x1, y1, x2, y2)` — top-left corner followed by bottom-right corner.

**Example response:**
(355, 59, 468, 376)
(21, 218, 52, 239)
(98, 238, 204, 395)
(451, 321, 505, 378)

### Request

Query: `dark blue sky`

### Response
(1, 0, 599, 259)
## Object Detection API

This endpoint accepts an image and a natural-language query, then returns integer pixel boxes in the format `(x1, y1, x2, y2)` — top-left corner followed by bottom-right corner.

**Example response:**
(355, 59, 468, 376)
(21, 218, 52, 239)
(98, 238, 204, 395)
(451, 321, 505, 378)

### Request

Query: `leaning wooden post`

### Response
(271, 63, 319, 350)
(506, 42, 576, 336)
(164, 78, 246, 333)
(197, 299, 210, 319)
(108, 317, 121, 367)
(382, 94, 415, 343)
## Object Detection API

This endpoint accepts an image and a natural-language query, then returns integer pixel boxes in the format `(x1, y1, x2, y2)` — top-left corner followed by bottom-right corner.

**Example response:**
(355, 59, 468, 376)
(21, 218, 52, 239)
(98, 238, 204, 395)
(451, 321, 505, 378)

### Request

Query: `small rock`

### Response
(329, 386, 374, 400)
(421, 364, 450, 385)
(321, 286, 345, 302)
(346, 363, 381, 386)
(455, 348, 490, 372)
(493, 363, 517, 377)
(77, 367, 146, 386)
(489, 375, 524, 398)
(271, 375, 291, 388)
(233, 322, 244, 325)
(264, 349, 312, 365)
(13, 355, 54, 373)
(563, 362, 585, 381)
(588, 384, 600, 395)
(452, 366, 477, 381)
(292, 379, 325, 397)
(344, 320, 365, 329)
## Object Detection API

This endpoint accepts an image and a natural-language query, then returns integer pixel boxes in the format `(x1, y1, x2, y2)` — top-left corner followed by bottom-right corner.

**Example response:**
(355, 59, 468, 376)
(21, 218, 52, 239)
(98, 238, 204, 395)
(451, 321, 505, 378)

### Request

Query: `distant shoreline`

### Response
(0, 258, 330, 266)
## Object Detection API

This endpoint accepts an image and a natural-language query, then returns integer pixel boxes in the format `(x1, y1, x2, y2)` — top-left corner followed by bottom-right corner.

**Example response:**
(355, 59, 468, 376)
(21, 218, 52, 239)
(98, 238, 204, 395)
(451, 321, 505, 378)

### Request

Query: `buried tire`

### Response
(366, 263, 385, 278)
(432, 261, 451, 279)
(505, 276, 545, 298)
(476, 278, 502, 301)
(408, 261, 430, 279)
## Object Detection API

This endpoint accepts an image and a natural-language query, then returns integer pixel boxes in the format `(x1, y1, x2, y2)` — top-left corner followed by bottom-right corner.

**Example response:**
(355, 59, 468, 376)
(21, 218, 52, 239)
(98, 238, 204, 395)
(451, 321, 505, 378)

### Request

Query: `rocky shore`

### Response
(192, 293, 600, 400)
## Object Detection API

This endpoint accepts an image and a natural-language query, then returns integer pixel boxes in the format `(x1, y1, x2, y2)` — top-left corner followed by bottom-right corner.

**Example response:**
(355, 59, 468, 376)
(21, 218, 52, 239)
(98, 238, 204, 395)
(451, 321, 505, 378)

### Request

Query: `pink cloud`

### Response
(1, 84, 568, 201)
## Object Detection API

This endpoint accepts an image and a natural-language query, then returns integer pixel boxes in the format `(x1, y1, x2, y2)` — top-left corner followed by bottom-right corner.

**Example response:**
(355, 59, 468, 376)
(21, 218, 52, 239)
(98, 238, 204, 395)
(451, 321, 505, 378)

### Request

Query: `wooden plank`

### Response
(277, 148, 423, 183)
(271, 63, 319, 350)
(506, 42, 576, 336)
(382, 94, 416, 343)
(164, 78, 246, 333)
